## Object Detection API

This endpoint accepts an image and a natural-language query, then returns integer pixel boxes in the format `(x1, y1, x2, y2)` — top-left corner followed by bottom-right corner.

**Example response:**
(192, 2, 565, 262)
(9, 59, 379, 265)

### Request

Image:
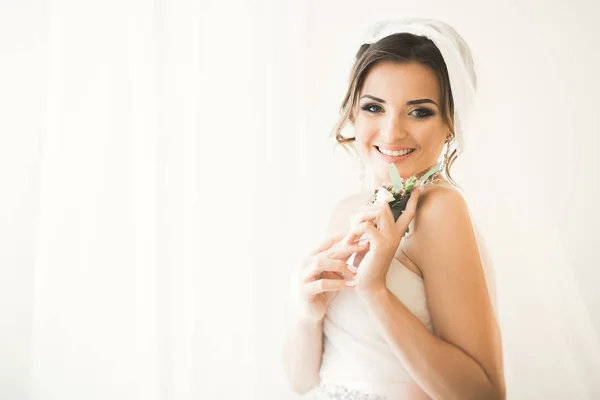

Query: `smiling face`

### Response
(352, 60, 450, 186)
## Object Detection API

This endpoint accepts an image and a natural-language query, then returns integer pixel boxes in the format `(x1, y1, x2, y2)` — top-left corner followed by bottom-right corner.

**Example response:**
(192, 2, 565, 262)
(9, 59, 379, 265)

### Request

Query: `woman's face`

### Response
(353, 60, 449, 186)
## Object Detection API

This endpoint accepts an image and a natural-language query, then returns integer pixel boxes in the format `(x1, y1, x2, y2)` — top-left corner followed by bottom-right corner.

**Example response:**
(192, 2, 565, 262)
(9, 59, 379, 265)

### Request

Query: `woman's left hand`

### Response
(342, 187, 423, 294)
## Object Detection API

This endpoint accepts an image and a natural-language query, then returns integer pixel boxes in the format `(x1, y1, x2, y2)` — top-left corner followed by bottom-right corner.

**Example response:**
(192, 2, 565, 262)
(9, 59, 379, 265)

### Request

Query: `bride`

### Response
(283, 18, 505, 399)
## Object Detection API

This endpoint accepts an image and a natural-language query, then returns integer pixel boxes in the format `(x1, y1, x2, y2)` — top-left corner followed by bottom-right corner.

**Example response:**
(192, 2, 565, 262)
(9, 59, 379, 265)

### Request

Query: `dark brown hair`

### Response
(332, 33, 459, 188)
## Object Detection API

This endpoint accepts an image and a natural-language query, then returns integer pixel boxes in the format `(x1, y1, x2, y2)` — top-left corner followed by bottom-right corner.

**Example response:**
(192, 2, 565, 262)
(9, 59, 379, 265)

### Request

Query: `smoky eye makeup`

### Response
(360, 103, 436, 119)
(409, 107, 436, 118)
(360, 103, 383, 113)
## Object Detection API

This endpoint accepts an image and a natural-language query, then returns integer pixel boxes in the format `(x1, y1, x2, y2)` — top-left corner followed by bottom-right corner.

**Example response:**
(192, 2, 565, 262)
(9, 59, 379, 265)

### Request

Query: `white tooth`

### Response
(380, 147, 412, 156)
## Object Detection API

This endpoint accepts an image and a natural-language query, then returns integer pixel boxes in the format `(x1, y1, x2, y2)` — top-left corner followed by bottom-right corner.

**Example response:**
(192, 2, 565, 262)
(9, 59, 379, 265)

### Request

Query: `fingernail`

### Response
(358, 238, 369, 246)
(345, 280, 357, 287)
(348, 264, 358, 273)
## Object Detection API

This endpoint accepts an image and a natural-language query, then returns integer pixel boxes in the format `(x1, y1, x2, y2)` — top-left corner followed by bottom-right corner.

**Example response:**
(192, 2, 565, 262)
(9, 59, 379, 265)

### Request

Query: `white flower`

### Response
(374, 187, 395, 204)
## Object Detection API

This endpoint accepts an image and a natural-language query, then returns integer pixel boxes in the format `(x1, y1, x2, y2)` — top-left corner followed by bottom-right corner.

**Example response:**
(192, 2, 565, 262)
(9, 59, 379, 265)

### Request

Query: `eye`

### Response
(361, 103, 383, 113)
(409, 108, 435, 119)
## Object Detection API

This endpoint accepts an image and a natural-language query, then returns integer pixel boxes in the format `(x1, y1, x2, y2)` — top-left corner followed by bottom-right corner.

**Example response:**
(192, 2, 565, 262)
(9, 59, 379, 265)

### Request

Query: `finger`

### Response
(396, 188, 422, 232)
(350, 204, 379, 226)
(301, 255, 356, 282)
(326, 241, 370, 261)
(346, 202, 394, 242)
(341, 216, 373, 245)
(349, 208, 379, 230)
(341, 229, 363, 246)
(344, 201, 379, 243)
(372, 201, 395, 235)
(309, 232, 347, 256)
(306, 278, 354, 296)
(350, 249, 368, 271)
(347, 221, 382, 244)
(322, 270, 344, 280)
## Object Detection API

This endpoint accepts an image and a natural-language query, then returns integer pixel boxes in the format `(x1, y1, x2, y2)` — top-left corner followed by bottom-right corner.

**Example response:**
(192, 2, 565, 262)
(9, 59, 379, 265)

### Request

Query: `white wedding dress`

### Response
(308, 205, 499, 400)
(311, 242, 435, 400)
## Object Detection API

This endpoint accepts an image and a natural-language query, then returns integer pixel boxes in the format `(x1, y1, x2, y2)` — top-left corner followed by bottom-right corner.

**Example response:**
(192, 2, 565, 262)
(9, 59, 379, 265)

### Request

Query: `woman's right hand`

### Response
(294, 233, 370, 323)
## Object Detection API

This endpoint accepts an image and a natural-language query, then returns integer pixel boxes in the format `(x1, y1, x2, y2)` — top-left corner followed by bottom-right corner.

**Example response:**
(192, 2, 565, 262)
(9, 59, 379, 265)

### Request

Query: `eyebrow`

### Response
(360, 94, 438, 107)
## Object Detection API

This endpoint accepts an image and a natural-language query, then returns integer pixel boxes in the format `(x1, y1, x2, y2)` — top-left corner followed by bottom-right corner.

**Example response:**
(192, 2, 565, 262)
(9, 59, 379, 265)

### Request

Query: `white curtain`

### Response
(1, 0, 310, 398)
(2, 0, 600, 399)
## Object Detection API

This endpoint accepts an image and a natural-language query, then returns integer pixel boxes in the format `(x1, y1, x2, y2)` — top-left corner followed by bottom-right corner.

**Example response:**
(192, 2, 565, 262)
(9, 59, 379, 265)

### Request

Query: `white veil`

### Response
(355, 18, 600, 399)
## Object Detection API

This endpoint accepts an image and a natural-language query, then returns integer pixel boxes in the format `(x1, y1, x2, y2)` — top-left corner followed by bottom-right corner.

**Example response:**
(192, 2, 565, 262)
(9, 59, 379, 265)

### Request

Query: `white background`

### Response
(1, 0, 599, 399)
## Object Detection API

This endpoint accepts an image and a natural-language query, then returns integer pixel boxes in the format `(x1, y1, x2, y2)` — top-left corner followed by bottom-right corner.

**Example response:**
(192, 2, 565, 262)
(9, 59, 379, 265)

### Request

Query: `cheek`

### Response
(413, 122, 446, 150)
(355, 130, 377, 160)
(354, 119, 377, 145)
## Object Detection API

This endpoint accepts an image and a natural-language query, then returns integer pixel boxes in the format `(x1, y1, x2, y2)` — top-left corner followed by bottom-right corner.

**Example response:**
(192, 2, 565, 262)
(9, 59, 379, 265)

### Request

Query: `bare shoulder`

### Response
(416, 179, 467, 220)
(326, 190, 373, 237)
(402, 179, 470, 269)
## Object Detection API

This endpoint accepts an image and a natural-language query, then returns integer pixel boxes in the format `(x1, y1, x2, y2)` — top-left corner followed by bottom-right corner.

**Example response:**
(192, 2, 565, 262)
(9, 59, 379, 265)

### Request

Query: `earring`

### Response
(442, 135, 454, 171)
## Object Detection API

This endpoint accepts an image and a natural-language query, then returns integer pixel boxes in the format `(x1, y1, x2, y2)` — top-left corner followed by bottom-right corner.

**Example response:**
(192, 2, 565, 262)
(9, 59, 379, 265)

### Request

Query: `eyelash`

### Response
(360, 103, 435, 119)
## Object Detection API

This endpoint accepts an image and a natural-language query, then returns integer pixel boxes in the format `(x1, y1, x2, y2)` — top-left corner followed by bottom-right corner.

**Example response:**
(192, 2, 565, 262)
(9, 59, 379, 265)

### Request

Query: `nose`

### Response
(381, 114, 409, 141)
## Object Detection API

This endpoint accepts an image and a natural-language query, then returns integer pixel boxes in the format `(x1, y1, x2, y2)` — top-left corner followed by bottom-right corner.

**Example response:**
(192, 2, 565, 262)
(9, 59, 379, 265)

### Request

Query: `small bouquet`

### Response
(370, 162, 441, 235)
(345, 162, 441, 275)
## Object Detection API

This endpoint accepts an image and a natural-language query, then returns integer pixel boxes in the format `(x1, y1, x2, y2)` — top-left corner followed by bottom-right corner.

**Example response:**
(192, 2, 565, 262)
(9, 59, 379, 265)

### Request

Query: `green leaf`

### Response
(416, 161, 442, 187)
(388, 164, 404, 191)
(404, 176, 418, 192)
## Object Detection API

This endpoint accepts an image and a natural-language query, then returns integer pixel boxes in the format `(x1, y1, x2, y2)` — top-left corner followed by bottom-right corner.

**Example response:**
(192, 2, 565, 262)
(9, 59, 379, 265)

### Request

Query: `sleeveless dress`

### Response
(312, 243, 434, 400)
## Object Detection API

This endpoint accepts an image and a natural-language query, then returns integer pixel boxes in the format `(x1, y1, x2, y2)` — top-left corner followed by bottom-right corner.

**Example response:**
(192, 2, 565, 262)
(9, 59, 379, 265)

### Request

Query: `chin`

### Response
(368, 146, 419, 180)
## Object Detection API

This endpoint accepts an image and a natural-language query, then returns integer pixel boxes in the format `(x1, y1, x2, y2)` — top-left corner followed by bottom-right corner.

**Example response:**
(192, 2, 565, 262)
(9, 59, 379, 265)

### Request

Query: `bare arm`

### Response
(357, 187, 505, 399)
(282, 316, 324, 394)
(282, 196, 359, 394)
